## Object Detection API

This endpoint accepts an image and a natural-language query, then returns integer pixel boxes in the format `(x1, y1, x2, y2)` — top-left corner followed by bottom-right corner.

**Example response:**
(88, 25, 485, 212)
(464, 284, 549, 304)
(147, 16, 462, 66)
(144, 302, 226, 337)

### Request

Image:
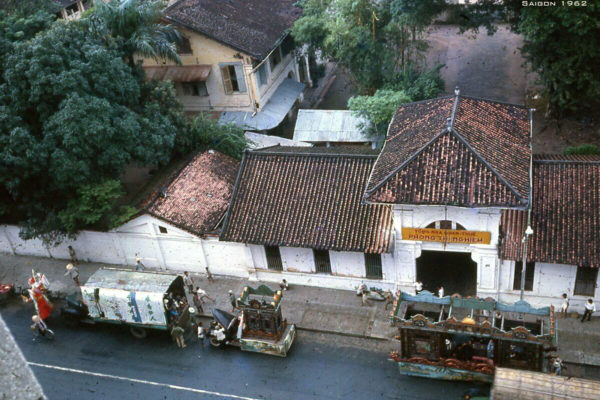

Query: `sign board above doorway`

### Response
(401, 227, 491, 245)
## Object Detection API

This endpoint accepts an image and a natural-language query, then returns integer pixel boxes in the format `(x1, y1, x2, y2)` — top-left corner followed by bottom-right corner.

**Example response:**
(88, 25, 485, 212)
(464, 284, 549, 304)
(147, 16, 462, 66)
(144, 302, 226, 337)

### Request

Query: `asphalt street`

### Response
(1, 298, 480, 400)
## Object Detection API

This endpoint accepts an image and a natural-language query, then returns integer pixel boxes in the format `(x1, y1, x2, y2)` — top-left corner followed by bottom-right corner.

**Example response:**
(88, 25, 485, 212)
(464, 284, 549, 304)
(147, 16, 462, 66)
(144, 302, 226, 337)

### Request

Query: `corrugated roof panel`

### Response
(293, 110, 373, 143)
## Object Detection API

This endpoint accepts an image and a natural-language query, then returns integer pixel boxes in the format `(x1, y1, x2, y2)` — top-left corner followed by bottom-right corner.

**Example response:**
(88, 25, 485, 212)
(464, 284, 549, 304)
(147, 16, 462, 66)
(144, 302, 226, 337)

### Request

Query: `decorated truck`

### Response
(61, 268, 190, 339)
(389, 291, 557, 383)
(209, 285, 296, 357)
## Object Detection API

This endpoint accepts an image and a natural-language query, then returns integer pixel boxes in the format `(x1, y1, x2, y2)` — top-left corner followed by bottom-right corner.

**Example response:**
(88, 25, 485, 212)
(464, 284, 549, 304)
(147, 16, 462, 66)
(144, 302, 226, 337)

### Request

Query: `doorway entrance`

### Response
(416, 250, 477, 296)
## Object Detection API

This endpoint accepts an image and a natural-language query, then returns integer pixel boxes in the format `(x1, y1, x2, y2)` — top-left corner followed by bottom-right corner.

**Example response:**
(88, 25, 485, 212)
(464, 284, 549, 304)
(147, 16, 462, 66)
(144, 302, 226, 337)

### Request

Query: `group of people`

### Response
(443, 337, 496, 367)
(559, 293, 596, 323)
(170, 271, 218, 349)
(413, 280, 445, 298)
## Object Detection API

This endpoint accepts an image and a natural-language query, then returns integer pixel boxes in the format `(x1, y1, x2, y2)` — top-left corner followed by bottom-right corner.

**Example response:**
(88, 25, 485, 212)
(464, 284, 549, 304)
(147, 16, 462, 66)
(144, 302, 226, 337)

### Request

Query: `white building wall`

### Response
(496, 260, 597, 312)
(2, 207, 592, 310)
(392, 205, 502, 294)
(279, 246, 314, 273)
(330, 251, 364, 277)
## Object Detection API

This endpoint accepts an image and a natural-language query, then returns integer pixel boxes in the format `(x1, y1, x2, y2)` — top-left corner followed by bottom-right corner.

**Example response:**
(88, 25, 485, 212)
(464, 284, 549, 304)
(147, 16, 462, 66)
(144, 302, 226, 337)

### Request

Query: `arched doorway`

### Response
(415, 220, 477, 296)
(416, 251, 477, 296)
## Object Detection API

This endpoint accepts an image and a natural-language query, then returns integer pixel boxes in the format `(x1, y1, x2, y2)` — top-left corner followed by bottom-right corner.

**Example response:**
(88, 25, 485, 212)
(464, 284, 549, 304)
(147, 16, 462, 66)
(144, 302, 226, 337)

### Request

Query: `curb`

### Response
(296, 325, 390, 342)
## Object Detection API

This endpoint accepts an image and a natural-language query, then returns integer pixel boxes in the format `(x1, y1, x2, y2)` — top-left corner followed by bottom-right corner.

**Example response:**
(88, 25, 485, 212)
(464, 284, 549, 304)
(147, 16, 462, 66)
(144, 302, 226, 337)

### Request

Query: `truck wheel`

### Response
(209, 337, 222, 347)
(130, 326, 147, 339)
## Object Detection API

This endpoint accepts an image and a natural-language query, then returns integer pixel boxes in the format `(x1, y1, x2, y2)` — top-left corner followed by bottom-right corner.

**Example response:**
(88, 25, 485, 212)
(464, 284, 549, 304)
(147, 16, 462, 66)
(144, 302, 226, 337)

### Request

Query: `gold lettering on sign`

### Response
(401, 227, 491, 245)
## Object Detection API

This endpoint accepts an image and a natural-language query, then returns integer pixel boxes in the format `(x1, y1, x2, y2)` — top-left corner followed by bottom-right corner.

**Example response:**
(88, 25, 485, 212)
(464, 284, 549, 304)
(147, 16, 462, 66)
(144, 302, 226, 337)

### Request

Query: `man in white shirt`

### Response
(64, 263, 80, 286)
(438, 286, 444, 298)
(581, 298, 596, 323)
(414, 280, 423, 295)
(183, 271, 194, 294)
(560, 293, 569, 318)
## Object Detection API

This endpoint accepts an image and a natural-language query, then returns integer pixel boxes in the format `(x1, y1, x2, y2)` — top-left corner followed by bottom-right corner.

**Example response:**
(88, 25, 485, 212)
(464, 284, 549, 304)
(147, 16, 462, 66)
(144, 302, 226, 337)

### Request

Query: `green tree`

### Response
(84, 0, 181, 68)
(0, 9, 55, 79)
(515, 4, 600, 115)
(348, 89, 412, 137)
(564, 144, 600, 156)
(0, 21, 178, 242)
(292, 0, 395, 93)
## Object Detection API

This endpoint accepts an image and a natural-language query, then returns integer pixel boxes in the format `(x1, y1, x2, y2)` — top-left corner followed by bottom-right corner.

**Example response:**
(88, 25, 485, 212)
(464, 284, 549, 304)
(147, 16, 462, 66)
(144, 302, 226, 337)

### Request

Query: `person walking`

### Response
(64, 263, 80, 286)
(560, 293, 569, 318)
(279, 279, 289, 291)
(68, 246, 79, 265)
(581, 298, 596, 323)
(229, 290, 237, 312)
(553, 356, 564, 376)
(205, 267, 214, 283)
(383, 290, 395, 310)
(361, 289, 369, 307)
(135, 256, 145, 271)
(192, 290, 204, 314)
(171, 325, 186, 348)
(31, 315, 49, 340)
(197, 322, 207, 349)
(183, 272, 194, 294)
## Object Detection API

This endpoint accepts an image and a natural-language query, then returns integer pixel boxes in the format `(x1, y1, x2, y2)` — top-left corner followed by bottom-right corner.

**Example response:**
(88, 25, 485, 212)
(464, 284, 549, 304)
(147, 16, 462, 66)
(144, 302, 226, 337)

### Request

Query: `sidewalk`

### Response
(0, 253, 396, 340)
(2, 253, 598, 372)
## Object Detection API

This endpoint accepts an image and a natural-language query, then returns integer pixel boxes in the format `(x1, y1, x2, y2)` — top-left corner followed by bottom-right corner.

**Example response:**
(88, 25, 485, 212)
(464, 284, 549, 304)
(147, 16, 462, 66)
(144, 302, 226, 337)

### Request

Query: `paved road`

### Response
(1, 299, 479, 400)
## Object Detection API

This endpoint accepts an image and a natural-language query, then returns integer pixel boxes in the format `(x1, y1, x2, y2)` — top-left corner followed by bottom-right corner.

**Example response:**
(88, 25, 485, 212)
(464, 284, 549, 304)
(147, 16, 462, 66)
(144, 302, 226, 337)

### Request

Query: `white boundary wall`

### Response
(0, 215, 396, 292)
(1, 209, 594, 310)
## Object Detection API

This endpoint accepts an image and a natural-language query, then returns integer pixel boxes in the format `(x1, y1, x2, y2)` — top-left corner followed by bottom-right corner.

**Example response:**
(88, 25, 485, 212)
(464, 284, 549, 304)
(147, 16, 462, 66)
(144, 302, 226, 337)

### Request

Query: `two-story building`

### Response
(141, 0, 309, 131)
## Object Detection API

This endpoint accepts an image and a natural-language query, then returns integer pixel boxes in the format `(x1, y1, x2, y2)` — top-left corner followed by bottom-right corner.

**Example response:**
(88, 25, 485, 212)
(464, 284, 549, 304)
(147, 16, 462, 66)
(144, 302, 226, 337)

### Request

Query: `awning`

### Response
(219, 78, 305, 131)
(142, 65, 211, 82)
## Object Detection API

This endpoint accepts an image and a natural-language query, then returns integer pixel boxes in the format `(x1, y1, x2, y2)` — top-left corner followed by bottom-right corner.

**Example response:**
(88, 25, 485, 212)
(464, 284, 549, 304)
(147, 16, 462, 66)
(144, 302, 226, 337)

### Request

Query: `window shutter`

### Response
(221, 65, 233, 94)
(234, 64, 247, 92)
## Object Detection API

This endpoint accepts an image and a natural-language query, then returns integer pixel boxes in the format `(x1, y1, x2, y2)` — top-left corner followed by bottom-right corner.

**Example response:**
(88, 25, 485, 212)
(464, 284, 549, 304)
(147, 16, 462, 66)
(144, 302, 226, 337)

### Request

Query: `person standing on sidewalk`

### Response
(560, 293, 569, 318)
(68, 246, 79, 265)
(183, 272, 194, 294)
(64, 263, 80, 286)
(581, 298, 596, 322)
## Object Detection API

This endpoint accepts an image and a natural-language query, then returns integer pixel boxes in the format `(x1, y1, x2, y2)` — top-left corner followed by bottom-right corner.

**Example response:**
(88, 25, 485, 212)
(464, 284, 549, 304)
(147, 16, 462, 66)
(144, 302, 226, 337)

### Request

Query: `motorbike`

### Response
(355, 284, 386, 301)
(0, 283, 14, 304)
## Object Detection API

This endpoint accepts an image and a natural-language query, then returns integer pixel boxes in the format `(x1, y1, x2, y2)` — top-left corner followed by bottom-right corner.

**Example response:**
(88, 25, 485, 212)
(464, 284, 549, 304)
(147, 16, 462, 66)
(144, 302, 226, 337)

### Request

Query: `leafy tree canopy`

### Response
(83, 0, 181, 68)
(564, 144, 600, 156)
(0, 21, 178, 243)
(348, 89, 411, 138)
(515, 3, 600, 115)
(292, 0, 491, 94)
(348, 66, 444, 138)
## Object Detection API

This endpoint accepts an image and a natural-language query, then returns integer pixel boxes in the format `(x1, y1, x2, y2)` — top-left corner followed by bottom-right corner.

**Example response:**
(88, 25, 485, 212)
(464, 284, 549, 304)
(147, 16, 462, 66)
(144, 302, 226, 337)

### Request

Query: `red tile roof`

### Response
(500, 155, 600, 267)
(365, 94, 531, 208)
(164, 0, 302, 59)
(220, 147, 393, 253)
(142, 151, 239, 236)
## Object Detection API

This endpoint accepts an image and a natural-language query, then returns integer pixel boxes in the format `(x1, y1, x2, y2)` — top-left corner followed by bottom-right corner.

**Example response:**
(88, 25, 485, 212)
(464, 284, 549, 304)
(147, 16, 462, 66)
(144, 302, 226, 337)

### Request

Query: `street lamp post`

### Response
(520, 226, 534, 301)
